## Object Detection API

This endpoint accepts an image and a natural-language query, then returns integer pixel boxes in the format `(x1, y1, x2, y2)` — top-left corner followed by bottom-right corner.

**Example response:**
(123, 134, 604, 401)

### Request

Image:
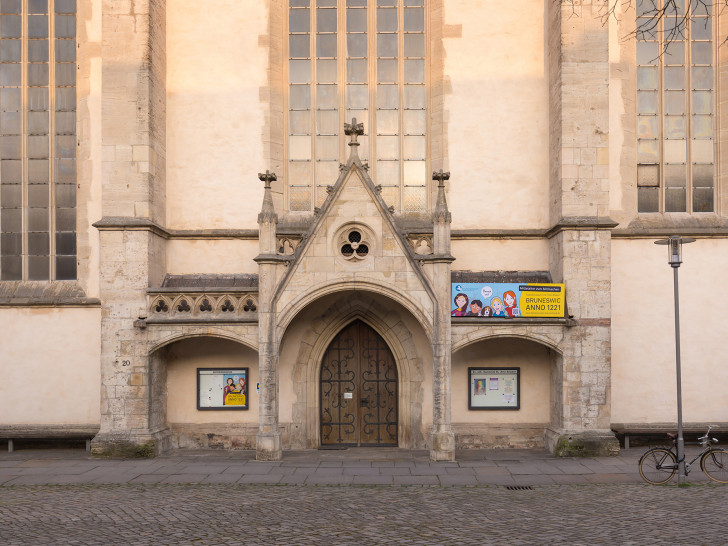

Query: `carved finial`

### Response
(433, 170, 450, 188)
(257, 170, 278, 224)
(344, 117, 365, 147)
(258, 170, 277, 188)
(433, 170, 451, 222)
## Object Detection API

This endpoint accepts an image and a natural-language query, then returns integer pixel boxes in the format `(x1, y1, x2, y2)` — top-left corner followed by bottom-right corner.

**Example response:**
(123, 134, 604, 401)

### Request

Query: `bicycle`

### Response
(638, 425, 728, 484)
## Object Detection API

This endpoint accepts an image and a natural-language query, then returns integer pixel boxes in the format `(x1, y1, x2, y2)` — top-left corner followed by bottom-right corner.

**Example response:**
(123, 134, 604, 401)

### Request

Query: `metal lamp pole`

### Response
(654, 235, 695, 485)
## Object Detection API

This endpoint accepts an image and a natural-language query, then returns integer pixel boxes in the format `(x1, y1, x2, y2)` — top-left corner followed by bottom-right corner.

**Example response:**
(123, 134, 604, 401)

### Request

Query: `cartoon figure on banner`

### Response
(451, 293, 469, 316)
(223, 377, 236, 405)
(481, 306, 493, 317)
(467, 300, 483, 317)
(503, 290, 520, 317)
(223, 374, 246, 406)
(490, 297, 506, 317)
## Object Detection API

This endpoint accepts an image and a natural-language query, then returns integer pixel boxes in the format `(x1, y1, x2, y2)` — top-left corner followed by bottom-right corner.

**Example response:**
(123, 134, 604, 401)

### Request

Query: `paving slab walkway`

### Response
(0, 445, 718, 486)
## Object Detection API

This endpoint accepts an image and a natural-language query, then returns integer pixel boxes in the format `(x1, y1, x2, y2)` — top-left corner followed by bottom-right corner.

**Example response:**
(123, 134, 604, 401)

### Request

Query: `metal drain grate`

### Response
(505, 485, 534, 490)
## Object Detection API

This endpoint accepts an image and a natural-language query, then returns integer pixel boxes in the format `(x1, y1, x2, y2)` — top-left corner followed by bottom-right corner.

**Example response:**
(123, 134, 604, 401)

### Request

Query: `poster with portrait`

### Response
(197, 368, 249, 410)
(468, 367, 520, 410)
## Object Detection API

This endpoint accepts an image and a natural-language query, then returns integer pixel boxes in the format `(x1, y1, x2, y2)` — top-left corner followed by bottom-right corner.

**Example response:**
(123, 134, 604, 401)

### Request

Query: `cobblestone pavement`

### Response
(1, 447, 725, 544)
(1, 482, 726, 544)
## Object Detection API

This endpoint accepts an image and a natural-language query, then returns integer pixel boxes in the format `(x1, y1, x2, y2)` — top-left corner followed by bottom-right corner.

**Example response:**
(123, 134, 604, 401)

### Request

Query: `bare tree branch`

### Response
(562, 0, 728, 58)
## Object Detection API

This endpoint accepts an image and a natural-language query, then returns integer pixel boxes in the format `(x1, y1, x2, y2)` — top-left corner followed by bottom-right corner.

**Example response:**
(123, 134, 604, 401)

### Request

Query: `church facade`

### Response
(1, 0, 727, 461)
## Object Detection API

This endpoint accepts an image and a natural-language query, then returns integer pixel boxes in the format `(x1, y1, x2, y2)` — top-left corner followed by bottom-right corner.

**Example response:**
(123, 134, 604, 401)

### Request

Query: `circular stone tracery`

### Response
(340, 229, 370, 261)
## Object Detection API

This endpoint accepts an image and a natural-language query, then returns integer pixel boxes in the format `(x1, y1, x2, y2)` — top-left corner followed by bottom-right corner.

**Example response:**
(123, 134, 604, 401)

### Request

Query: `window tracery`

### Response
(287, 0, 427, 213)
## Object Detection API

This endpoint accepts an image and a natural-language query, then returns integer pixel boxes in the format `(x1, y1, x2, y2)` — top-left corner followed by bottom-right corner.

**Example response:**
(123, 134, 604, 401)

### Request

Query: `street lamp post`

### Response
(654, 235, 695, 485)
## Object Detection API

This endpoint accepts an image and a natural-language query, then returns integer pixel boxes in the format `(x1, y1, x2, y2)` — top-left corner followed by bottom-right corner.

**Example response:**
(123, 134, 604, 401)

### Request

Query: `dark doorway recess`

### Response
(320, 320, 398, 447)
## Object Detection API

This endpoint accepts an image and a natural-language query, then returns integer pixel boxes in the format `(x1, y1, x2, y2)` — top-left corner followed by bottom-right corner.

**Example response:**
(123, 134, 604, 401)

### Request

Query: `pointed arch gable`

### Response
(271, 163, 439, 328)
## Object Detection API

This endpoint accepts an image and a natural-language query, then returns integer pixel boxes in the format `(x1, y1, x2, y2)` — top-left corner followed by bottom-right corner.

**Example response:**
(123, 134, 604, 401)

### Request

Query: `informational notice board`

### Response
(197, 368, 249, 410)
(468, 367, 520, 410)
(451, 283, 566, 318)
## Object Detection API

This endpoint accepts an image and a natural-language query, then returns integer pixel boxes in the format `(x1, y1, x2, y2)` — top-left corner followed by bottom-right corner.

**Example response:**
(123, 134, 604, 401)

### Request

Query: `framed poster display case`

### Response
(468, 367, 520, 410)
(197, 368, 249, 410)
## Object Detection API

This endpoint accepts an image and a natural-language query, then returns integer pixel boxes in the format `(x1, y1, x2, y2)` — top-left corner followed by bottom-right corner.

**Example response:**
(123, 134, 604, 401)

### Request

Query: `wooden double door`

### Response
(320, 320, 398, 447)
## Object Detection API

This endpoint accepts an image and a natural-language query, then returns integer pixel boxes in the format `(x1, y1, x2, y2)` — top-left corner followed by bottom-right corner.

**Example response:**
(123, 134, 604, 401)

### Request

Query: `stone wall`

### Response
(549, 0, 610, 224)
(453, 424, 547, 449)
(546, 0, 618, 456)
(93, 0, 169, 456)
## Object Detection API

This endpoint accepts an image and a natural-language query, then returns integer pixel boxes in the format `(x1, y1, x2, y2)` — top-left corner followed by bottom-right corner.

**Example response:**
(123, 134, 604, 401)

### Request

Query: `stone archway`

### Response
(146, 325, 259, 356)
(286, 291, 427, 450)
(147, 335, 260, 452)
(451, 334, 563, 449)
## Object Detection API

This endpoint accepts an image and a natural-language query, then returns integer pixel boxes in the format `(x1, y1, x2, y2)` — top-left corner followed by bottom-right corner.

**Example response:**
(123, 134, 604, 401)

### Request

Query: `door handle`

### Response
(360, 397, 369, 408)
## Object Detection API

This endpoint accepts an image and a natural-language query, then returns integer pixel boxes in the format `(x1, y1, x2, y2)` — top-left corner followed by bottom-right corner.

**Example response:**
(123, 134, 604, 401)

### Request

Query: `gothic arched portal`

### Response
(319, 320, 398, 447)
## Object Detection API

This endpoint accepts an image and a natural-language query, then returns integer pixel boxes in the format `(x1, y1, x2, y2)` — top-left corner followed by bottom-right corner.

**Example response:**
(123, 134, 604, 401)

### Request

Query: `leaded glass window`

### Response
(0, 0, 76, 280)
(636, 0, 714, 213)
(287, 0, 427, 213)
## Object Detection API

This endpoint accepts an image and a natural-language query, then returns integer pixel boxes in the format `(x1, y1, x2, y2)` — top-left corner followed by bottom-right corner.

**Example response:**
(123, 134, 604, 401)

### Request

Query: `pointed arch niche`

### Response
(280, 290, 429, 449)
(451, 335, 562, 449)
(148, 335, 261, 451)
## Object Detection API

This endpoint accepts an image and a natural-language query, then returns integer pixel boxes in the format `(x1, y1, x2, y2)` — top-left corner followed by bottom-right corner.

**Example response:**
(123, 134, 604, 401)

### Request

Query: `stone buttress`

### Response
(545, 0, 619, 456)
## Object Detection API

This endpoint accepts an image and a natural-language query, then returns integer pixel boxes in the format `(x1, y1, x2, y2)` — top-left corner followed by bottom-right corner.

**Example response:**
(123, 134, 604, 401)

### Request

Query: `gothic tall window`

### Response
(0, 0, 76, 281)
(636, 0, 714, 213)
(287, 0, 426, 213)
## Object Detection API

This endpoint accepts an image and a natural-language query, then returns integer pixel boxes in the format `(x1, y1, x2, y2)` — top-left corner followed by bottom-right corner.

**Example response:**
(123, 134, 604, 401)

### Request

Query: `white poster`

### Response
(469, 368, 520, 410)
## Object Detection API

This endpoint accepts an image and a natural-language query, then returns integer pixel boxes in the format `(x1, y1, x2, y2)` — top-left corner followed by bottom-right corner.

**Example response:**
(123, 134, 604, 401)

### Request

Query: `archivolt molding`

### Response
(287, 293, 427, 449)
(276, 279, 434, 342)
(146, 325, 259, 355)
(451, 324, 566, 355)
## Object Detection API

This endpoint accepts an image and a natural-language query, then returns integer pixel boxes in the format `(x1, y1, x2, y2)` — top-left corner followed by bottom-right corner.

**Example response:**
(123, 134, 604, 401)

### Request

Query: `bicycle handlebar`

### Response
(698, 425, 719, 446)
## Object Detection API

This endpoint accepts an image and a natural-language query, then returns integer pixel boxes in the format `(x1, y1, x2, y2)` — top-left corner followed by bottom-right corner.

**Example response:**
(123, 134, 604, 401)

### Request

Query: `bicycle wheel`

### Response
(639, 447, 677, 485)
(701, 449, 728, 484)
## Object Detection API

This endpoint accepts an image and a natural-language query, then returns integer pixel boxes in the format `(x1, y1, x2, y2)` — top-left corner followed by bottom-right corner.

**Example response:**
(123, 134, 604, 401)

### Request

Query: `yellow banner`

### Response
(225, 392, 246, 406)
(518, 284, 566, 318)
